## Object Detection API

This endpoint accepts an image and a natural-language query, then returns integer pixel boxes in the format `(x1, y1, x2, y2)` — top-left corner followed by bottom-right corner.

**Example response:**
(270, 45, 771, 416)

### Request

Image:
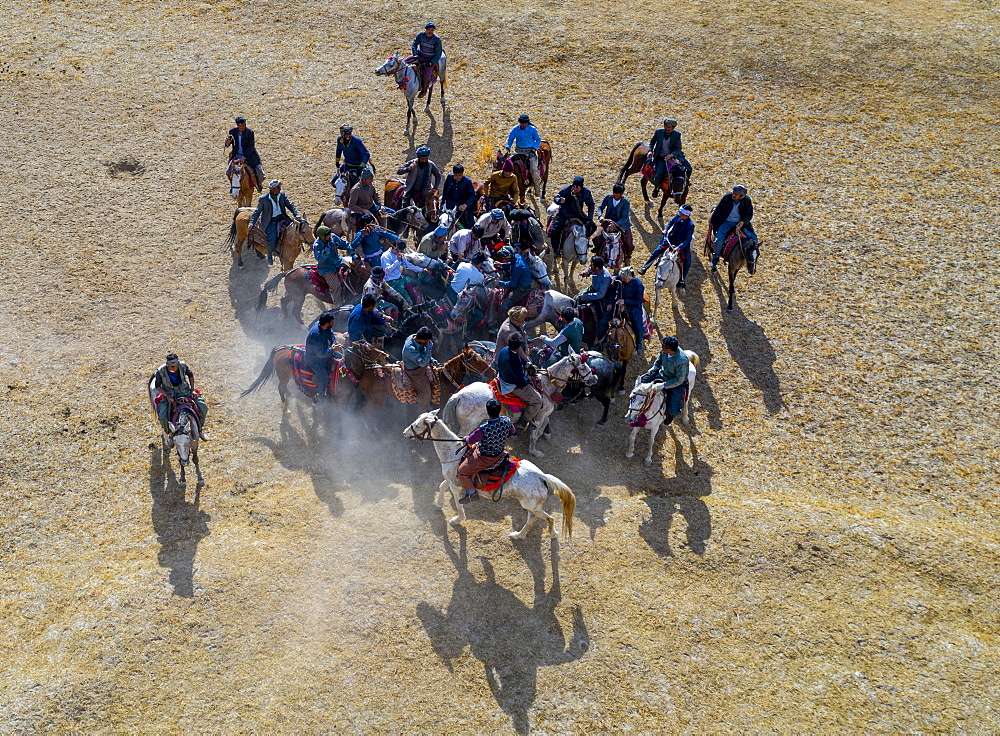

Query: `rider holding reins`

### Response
(153, 354, 210, 440)
(506, 114, 543, 195)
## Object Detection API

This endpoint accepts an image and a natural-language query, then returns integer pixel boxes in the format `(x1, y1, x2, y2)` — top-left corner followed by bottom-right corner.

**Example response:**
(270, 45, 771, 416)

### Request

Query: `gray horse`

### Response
(148, 378, 204, 492)
(374, 52, 447, 131)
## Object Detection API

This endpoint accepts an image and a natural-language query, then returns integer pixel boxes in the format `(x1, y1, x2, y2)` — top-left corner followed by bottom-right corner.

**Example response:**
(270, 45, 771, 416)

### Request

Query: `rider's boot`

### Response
(459, 490, 479, 504)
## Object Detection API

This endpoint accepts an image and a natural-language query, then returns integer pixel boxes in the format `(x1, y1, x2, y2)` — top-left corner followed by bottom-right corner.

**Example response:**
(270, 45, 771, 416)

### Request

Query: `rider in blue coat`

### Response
(498, 245, 533, 314)
(305, 312, 340, 395)
(350, 214, 404, 267)
(347, 295, 393, 343)
(639, 203, 694, 287)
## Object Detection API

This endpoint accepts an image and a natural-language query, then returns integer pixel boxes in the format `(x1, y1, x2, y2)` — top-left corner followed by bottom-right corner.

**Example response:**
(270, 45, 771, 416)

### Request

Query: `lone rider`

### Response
(505, 114, 543, 195)
(305, 312, 341, 396)
(593, 183, 634, 265)
(402, 326, 437, 407)
(709, 185, 758, 271)
(599, 266, 646, 355)
(497, 244, 532, 315)
(397, 145, 441, 209)
(648, 118, 691, 197)
(533, 307, 583, 365)
(411, 22, 443, 98)
(496, 333, 544, 431)
(640, 203, 694, 287)
(248, 179, 300, 265)
(640, 335, 690, 425)
(153, 354, 209, 440)
(312, 225, 354, 306)
(347, 294, 393, 345)
(550, 176, 595, 254)
(351, 213, 405, 268)
(483, 160, 520, 209)
(441, 163, 477, 229)
(457, 398, 516, 504)
(347, 168, 385, 229)
(475, 208, 512, 248)
(225, 116, 265, 192)
(335, 125, 371, 193)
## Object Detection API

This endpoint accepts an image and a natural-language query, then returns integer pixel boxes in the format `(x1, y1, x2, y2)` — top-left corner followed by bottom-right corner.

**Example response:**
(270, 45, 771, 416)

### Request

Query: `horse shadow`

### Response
(710, 275, 784, 414)
(227, 255, 304, 350)
(149, 444, 211, 597)
(638, 433, 713, 556)
(417, 531, 589, 734)
(403, 107, 454, 167)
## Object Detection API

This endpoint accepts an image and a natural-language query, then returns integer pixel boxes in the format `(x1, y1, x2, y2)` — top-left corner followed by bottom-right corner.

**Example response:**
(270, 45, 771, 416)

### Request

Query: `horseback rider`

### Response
(448, 224, 486, 264)
(497, 244, 532, 315)
(411, 22, 443, 98)
(475, 208, 512, 247)
(496, 306, 529, 352)
(397, 145, 441, 209)
(640, 335, 690, 425)
(248, 179, 301, 265)
(335, 125, 371, 193)
(347, 294, 393, 345)
(510, 208, 546, 252)
(457, 398, 516, 504)
(534, 306, 583, 365)
(313, 225, 355, 306)
(418, 225, 450, 262)
(153, 354, 209, 440)
(577, 256, 611, 308)
(441, 163, 477, 229)
(402, 326, 437, 407)
(363, 266, 407, 314)
(351, 213, 405, 268)
(639, 203, 694, 288)
(381, 240, 427, 306)
(483, 159, 520, 209)
(709, 185, 758, 271)
(347, 168, 385, 228)
(599, 266, 646, 355)
(225, 116, 265, 192)
(593, 183, 634, 265)
(505, 114, 543, 195)
(305, 311, 342, 397)
(550, 176, 596, 254)
(447, 251, 489, 304)
(496, 333, 544, 431)
(647, 118, 692, 197)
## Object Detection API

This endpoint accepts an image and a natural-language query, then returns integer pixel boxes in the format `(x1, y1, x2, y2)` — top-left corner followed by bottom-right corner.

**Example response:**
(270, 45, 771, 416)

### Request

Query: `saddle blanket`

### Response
(390, 365, 442, 405)
(288, 345, 352, 399)
(153, 392, 204, 425)
(488, 378, 525, 413)
(721, 230, 743, 262)
(478, 457, 520, 493)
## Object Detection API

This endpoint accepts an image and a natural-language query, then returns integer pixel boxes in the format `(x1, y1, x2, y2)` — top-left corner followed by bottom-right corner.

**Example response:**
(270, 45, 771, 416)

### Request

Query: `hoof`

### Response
(644, 458, 653, 467)
(434, 498, 445, 509)
(178, 481, 187, 490)
(626, 452, 634, 459)
(449, 516, 463, 526)
(616, 389, 627, 396)
(197, 479, 206, 489)
(509, 532, 524, 540)
(727, 306, 734, 312)
(596, 419, 607, 426)
(530, 449, 544, 458)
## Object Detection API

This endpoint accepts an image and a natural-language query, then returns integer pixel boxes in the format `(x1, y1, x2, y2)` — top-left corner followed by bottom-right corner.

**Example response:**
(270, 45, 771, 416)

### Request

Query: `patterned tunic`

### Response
(467, 416, 515, 457)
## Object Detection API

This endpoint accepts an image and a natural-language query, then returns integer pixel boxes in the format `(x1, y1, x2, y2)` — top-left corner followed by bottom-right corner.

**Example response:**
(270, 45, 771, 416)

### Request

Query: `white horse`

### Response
(331, 172, 349, 206)
(314, 207, 352, 240)
(374, 52, 447, 131)
(603, 228, 624, 273)
(624, 351, 700, 466)
(148, 379, 204, 491)
(440, 353, 596, 457)
(435, 205, 460, 241)
(404, 411, 575, 538)
(652, 246, 682, 318)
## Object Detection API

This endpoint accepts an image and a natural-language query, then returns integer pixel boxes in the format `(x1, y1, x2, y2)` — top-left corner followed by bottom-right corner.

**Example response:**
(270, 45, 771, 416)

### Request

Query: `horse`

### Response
(404, 411, 575, 538)
(550, 206, 589, 289)
(603, 311, 636, 395)
(239, 340, 391, 423)
(228, 157, 255, 208)
(559, 350, 623, 425)
(367, 344, 494, 413)
(494, 144, 552, 200)
(374, 52, 447, 130)
(706, 228, 759, 312)
(602, 227, 624, 274)
(624, 351, 700, 466)
(616, 142, 690, 215)
(440, 353, 596, 457)
(651, 246, 682, 318)
(386, 205, 432, 240)
(452, 283, 574, 335)
(313, 208, 352, 240)
(226, 208, 313, 270)
(148, 379, 204, 492)
(256, 258, 371, 323)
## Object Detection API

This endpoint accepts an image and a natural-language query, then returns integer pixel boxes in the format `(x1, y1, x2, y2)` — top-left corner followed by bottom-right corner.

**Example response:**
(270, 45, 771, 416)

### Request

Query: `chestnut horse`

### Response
(255, 258, 372, 322)
(228, 158, 255, 208)
(226, 208, 313, 270)
(616, 142, 690, 216)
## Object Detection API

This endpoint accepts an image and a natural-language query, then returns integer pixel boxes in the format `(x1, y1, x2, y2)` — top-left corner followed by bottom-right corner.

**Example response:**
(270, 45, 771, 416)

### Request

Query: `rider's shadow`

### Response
(638, 433, 713, 556)
(416, 539, 589, 735)
(149, 445, 211, 597)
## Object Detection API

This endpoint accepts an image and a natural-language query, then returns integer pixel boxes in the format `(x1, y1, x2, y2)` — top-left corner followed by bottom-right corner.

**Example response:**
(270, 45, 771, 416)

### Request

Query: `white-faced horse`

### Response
(603, 227, 624, 274)
(404, 411, 574, 538)
(547, 203, 589, 289)
(440, 353, 596, 457)
(374, 52, 447, 131)
(148, 379, 204, 491)
(624, 350, 699, 466)
(652, 246, 682, 318)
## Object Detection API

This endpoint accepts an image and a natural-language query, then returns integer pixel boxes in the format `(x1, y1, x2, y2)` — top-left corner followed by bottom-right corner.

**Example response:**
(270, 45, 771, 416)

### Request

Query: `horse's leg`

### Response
(193, 447, 205, 488)
(617, 358, 629, 395)
(653, 285, 660, 320)
(645, 421, 660, 467)
(178, 458, 187, 490)
(435, 479, 449, 509)
(594, 392, 611, 426)
(510, 506, 537, 540)
(728, 265, 737, 312)
(448, 480, 466, 525)
(278, 374, 290, 425)
(236, 237, 244, 269)
(528, 422, 545, 458)
(659, 193, 667, 218)
(641, 178, 650, 203)
(626, 425, 639, 459)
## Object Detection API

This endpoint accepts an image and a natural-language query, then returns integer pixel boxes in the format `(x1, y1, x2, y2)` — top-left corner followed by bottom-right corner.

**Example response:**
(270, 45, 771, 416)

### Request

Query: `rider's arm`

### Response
(584, 192, 595, 221)
(505, 127, 517, 149)
(248, 196, 265, 228)
(284, 194, 299, 218)
(464, 427, 485, 445)
(430, 36, 443, 64)
(616, 199, 631, 230)
(529, 126, 541, 148)
(185, 367, 196, 391)
(411, 34, 420, 57)
(335, 138, 344, 166)
(430, 164, 442, 190)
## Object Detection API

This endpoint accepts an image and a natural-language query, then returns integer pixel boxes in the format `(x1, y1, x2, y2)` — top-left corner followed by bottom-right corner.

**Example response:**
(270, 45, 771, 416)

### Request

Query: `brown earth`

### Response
(2, 0, 999, 732)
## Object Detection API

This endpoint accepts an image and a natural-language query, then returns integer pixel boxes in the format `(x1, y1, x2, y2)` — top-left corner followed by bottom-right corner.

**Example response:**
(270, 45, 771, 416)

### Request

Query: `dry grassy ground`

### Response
(2, 0, 999, 731)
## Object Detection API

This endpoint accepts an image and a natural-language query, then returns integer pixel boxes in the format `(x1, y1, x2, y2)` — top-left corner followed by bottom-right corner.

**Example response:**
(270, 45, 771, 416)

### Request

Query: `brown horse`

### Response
(616, 142, 690, 216)
(602, 308, 637, 394)
(226, 208, 313, 270)
(228, 158, 255, 208)
(256, 259, 372, 322)
(705, 227, 760, 312)
(494, 143, 552, 200)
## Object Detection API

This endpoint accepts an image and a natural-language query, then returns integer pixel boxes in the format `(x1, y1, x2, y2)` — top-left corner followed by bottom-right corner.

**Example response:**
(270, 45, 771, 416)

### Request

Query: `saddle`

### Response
(473, 454, 520, 492)
(389, 365, 442, 405)
(305, 264, 352, 301)
(721, 229, 744, 262)
(488, 378, 525, 412)
(154, 393, 204, 428)
(509, 156, 531, 186)
(387, 181, 407, 210)
(288, 345, 352, 399)
(517, 289, 545, 318)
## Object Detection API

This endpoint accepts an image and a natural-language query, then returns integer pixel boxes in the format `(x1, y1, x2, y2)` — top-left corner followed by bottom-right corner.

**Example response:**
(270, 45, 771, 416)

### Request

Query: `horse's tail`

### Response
(257, 272, 286, 311)
(313, 212, 326, 236)
(686, 350, 701, 370)
(240, 347, 284, 398)
(225, 208, 240, 248)
(543, 475, 575, 540)
(441, 391, 462, 431)
(617, 141, 645, 184)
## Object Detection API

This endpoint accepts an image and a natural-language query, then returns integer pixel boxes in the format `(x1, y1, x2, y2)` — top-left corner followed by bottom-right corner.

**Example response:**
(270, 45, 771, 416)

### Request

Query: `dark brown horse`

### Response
(256, 259, 372, 322)
(705, 228, 760, 312)
(616, 142, 690, 216)
(494, 143, 552, 200)
(602, 309, 637, 394)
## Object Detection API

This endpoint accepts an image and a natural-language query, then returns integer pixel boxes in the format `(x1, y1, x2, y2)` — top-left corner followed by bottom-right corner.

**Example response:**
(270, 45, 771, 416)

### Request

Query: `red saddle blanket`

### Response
(288, 345, 353, 399)
(488, 378, 525, 412)
(153, 393, 204, 426)
(721, 230, 743, 262)
(479, 457, 520, 493)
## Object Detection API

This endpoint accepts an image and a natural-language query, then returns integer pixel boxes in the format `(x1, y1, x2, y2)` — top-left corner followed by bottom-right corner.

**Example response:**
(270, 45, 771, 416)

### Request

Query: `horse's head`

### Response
(656, 247, 680, 281)
(356, 341, 391, 364)
(625, 381, 660, 424)
(461, 343, 493, 375)
(437, 207, 456, 232)
(375, 55, 401, 76)
(168, 411, 196, 465)
(745, 239, 759, 275)
(403, 409, 440, 440)
(332, 173, 348, 204)
(550, 352, 597, 386)
(493, 150, 507, 171)
(450, 286, 475, 320)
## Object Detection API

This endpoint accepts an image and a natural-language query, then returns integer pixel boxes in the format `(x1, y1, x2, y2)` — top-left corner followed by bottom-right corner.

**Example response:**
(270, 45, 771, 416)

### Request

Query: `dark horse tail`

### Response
(617, 141, 646, 185)
(225, 208, 241, 249)
(312, 213, 326, 236)
(239, 347, 283, 398)
(256, 272, 286, 311)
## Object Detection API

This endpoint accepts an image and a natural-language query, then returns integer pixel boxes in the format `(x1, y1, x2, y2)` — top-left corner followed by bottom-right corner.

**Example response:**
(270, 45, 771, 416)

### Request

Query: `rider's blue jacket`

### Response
(499, 254, 532, 291)
(336, 136, 370, 168)
(312, 235, 354, 275)
(305, 323, 338, 365)
(506, 124, 541, 150)
(412, 32, 443, 63)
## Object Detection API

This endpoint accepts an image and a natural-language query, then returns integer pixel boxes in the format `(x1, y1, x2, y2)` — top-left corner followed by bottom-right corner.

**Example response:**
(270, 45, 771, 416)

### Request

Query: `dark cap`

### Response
(518, 114, 530, 123)
(415, 326, 434, 340)
(662, 335, 679, 350)
(235, 116, 246, 124)
(573, 175, 585, 186)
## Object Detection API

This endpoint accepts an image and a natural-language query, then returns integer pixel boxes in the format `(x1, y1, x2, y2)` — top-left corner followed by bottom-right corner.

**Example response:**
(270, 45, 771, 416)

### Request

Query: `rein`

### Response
(412, 416, 467, 443)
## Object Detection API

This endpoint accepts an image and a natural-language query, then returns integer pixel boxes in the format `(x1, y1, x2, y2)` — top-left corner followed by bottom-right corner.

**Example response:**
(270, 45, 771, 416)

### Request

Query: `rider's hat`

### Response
(662, 335, 679, 350)
(360, 213, 375, 224)
(572, 175, 585, 186)
(620, 266, 636, 280)
(235, 116, 246, 124)
(416, 145, 431, 157)
(268, 179, 282, 189)
(165, 354, 180, 367)
(471, 225, 485, 237)
(663, 118, 678, 127)
(372, 266, 385, 276)
(490, 208, 504, 220)
(340, 124, 353, 135)
(425, 21, 436, 28)
(434, 226, 449, 238)
(518, 114, 530, 124)
(360, 167, 374, 179)
(732, 184, 748, 194)
(316, 225, 332, 237)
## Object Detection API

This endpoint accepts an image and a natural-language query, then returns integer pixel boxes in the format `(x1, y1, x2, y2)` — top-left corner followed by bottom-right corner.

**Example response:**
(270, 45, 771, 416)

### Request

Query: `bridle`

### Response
(440, 350, 493, 388)
(410, 414, 467, 444)
(545, 358, 591, 390)
(627, 384, 666, 427)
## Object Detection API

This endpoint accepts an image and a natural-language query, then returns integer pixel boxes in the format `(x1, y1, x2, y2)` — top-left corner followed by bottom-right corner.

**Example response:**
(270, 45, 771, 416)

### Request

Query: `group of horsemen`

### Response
(158, 22, 762, 498)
